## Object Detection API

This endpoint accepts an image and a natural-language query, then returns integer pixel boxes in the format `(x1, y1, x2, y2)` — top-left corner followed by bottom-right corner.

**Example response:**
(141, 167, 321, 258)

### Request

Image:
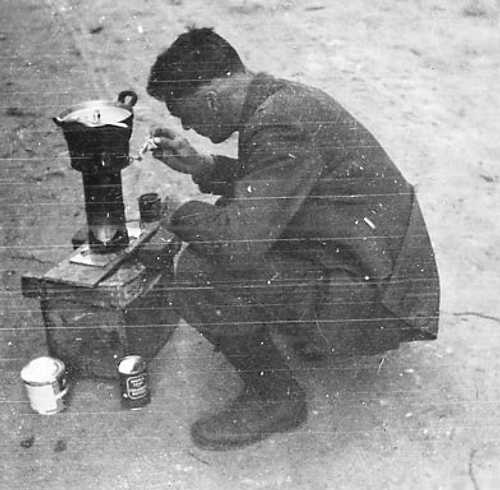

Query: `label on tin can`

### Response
(125, 374, 148, 400)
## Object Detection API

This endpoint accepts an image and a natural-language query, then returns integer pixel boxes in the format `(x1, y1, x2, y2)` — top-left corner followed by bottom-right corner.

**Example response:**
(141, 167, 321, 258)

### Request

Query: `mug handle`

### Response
(117, 90, 138, 108)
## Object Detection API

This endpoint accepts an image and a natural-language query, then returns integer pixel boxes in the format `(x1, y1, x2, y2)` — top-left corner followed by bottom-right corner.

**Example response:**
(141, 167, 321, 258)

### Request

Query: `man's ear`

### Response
(205, 91, 218, 112)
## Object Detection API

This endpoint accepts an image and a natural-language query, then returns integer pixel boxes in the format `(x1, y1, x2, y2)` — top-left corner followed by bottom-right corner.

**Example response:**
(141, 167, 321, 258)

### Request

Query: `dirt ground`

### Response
(1, 0, 500, 488)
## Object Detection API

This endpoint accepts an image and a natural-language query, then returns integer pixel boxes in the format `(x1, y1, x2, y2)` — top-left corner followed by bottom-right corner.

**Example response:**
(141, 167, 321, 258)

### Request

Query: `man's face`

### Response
(167, 85, 233, 144)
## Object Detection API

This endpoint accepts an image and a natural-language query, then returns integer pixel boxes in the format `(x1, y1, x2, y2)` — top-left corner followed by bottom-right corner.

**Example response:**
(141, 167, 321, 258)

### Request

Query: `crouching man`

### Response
(146, 27, 440, 450)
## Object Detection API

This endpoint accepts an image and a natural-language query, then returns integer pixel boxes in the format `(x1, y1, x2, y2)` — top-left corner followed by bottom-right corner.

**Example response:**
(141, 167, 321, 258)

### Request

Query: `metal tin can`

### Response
(138, 192, 161, 224)
(118, 355, 150, 409)
(20, 356, 68, 415)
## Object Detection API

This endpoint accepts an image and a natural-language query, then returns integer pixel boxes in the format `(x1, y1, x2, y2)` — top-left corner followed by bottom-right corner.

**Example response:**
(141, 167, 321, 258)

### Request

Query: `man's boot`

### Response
(191, 327, 307, 450)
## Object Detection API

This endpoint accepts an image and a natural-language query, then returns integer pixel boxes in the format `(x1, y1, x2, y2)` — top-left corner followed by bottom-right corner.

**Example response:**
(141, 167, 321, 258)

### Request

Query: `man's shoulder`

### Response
(247, 78, 342, 129)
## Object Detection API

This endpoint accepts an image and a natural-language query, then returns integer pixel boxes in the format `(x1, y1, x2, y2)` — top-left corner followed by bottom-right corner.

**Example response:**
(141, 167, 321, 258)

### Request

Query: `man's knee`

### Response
(175, 246, 214, 285)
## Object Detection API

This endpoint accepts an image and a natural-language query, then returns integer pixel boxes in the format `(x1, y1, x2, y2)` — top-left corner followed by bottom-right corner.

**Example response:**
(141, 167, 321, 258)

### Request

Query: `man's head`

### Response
(147, 27, 251, 142)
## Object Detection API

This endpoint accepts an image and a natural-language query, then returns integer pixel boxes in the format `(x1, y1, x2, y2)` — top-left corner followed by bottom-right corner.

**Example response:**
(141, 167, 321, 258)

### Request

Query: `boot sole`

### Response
(191, 401, 308, 451)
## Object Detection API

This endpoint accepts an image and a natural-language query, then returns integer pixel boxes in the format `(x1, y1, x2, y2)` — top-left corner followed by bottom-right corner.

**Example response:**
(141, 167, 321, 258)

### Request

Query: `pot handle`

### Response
(117, 90, 138, 108)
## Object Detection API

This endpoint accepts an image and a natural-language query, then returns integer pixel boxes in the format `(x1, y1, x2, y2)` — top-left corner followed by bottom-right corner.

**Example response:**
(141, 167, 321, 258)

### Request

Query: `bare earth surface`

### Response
(1, 0, 500, 488)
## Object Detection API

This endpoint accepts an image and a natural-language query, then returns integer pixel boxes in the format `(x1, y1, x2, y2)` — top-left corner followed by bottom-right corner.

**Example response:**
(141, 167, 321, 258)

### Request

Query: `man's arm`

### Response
(167, 121, 325, 270)
(192, 155, 240, 196)
(150, 127, 241, 197)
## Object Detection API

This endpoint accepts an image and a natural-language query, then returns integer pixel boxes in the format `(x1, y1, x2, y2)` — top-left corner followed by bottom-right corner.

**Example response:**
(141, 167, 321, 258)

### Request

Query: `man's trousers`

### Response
(172, 246, 403, 356)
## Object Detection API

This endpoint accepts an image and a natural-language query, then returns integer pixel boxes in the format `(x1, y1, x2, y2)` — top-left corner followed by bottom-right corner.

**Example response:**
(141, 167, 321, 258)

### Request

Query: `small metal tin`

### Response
(20, 356, 68, 415)
(138, 193, 162, 224)
(118, 355, 150, 409)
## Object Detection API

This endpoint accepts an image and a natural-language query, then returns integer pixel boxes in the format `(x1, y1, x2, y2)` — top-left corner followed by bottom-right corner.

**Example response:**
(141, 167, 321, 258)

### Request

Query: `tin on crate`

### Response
(138, 192, 162, 224)
(20, 356, 68, 415)
(118, 355, 150, 409)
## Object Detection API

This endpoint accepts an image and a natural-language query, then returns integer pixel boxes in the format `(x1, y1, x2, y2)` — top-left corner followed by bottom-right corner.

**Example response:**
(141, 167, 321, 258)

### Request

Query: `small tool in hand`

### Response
(133, 136, 158, 161)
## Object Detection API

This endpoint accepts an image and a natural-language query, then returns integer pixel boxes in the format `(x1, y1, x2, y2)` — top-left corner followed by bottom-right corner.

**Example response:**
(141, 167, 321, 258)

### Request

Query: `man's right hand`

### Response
(150, 127, 214, 176)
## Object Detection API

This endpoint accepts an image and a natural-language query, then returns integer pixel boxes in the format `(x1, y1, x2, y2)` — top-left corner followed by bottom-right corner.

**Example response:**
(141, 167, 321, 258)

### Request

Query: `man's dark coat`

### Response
(168, 73, 440, 341)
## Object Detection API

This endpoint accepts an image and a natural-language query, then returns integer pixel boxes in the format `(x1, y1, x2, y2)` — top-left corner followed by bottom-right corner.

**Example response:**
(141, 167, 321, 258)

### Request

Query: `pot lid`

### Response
(21, 356, 61, 383)
(56, 100, 132, 127)
(118, 355, 145, 374)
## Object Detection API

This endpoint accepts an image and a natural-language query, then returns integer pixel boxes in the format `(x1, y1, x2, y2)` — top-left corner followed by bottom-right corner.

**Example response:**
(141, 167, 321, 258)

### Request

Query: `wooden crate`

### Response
(22, 228, 180, 379)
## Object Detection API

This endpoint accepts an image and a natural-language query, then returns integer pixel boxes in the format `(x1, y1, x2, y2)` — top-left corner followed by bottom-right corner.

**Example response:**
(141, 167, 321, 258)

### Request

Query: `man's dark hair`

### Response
(147, 27, 245, 105)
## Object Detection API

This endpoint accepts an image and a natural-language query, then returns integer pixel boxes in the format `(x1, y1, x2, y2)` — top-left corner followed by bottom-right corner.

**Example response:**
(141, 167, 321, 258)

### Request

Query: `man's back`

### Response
(236, 73, 439, 339)
(238, 73, 413, 278)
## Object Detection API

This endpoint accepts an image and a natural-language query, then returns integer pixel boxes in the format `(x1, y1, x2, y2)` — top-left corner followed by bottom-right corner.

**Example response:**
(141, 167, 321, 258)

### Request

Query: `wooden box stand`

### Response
(22, 225, 180, 379)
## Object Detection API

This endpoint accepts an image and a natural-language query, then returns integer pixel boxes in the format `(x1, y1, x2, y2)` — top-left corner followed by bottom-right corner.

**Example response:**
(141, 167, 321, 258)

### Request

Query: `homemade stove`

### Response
(22, 91, 180, 379)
